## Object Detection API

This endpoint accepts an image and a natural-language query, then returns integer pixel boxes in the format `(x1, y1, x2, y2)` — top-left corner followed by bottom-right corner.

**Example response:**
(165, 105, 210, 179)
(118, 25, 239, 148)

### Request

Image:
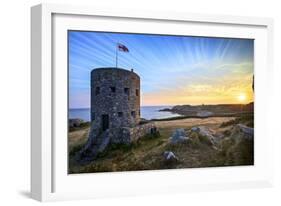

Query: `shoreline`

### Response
(69, 111, 253, 125)
(151, 111, 253, 121)
(69, 102, 254, 122)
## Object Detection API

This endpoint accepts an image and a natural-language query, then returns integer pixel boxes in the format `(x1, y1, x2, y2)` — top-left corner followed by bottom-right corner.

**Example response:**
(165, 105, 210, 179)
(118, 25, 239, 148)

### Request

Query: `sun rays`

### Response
(69, 31, 254, 108)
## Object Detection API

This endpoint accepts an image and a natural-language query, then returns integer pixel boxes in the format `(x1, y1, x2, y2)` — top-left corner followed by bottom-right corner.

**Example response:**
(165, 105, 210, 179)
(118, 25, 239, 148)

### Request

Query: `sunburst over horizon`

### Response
(69, 31, 254, 108)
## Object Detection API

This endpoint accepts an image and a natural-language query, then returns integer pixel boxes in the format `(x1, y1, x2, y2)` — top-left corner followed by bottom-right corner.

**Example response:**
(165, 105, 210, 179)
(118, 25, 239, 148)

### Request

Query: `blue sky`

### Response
(69, 31, 254, 108)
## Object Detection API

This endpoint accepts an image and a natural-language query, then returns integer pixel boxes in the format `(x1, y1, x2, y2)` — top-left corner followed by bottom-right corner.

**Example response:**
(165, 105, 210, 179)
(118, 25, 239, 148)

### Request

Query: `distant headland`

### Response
(159, 102, 254, 118)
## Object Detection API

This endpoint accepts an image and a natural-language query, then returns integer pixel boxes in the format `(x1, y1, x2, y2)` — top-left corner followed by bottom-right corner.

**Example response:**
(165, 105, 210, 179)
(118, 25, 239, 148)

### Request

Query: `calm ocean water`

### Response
(69, 106, 181, 122)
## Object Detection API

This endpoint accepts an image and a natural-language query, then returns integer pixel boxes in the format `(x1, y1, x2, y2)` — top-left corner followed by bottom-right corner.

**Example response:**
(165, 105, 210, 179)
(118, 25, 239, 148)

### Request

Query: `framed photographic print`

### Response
(31, 3, 274, 201)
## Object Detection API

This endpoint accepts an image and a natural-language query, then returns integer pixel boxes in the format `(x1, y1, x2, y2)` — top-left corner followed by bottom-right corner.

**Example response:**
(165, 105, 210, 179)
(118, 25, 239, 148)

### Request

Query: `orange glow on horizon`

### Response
(141, 75, 254, 106)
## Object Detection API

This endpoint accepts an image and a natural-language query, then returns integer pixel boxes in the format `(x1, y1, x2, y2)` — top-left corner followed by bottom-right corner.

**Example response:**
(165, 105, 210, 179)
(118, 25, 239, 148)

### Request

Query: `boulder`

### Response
(191, 126, 216, 145)
(163, 151, 178, 162)
(69, 118, 84, 127)
(221, 124, 254, 165)
(169, 128, 189, 144)
(191, 127, 200, 132)
(234, 124, 254, 140)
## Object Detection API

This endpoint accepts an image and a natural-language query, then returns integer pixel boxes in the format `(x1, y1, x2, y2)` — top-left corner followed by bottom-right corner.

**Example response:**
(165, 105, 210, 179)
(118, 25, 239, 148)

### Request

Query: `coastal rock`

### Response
(69, 118, 84, 127)
(191, 127, 200, 132)
(168, 103, 253, 116)
(234, 124, 254, 140)
(190, 126, 216, 145)
(169, 128, 189, 144)
(159, 108, 171, 112)
(222, 124, 254, 165)
(163, 151, 178, 162)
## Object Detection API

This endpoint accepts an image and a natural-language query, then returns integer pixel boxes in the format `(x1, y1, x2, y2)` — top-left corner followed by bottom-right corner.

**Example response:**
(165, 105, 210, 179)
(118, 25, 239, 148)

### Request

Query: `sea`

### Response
(69, 106, 181, 122)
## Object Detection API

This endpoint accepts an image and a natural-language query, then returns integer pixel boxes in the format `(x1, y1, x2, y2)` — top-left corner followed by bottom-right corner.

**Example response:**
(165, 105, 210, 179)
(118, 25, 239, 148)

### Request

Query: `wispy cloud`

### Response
(69, 31, 254, 108)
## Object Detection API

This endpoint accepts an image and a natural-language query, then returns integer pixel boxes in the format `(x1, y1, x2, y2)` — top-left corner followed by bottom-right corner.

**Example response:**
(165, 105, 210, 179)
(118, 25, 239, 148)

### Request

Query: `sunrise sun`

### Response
(238, 93, 246, 102)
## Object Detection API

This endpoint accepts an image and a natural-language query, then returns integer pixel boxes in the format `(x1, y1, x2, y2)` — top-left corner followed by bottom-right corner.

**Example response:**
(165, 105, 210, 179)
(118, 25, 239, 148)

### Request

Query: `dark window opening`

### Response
(101, 114, 109, 131)
(95, 87, 100, 95)
(131, 111, 136, 117)
(136, 89, 139, 96)
(124, 88, 130, 95)
(118, 112, 123, 117)
(110, 86, 116, 93)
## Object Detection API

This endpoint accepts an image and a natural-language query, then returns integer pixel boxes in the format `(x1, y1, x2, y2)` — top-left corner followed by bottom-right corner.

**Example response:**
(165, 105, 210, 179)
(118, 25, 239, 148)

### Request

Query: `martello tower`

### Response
(78, 67, 156, 161)
(90, 67, 140, 132)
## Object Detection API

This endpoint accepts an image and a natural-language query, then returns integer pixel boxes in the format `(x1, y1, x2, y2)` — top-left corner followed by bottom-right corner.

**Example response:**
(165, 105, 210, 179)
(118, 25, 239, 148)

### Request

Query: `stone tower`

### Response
(78, 67, 152, 161)
(90, 67, 141, 132)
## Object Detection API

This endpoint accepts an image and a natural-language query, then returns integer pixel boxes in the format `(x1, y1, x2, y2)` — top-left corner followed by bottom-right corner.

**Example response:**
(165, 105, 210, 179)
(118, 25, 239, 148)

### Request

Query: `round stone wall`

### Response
(90, 68, 140, 132)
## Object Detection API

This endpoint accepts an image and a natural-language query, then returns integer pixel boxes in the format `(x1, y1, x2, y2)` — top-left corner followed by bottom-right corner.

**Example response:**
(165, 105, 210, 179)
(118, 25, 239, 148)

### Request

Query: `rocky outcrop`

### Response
(158, 108, 172, 112)
(163, 151, 178, 163)
(69, 118, 84, 127)
(234, 124, 254, 140)
(221, 124, 254, 165)
(165, 102, 254, 116)
(190, 126, 216, 145)
(169, 128, 189, 144)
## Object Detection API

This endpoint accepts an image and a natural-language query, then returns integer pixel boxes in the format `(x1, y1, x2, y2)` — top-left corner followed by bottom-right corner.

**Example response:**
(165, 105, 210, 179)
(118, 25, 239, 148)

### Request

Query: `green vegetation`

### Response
(94, 132, 162, 160)
(219, 137, 254, 166)
(68, 116, 254, 174)
(220, 113, 254, 128)
(68, 129, 165, 173)
(189, 132, 201, 148)
(69, 143, 84, 157)
(198, 134, 213, 146)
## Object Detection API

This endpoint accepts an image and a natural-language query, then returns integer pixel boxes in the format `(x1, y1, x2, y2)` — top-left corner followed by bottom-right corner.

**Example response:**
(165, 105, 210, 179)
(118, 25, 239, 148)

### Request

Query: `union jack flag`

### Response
(117, 43, 129, 52)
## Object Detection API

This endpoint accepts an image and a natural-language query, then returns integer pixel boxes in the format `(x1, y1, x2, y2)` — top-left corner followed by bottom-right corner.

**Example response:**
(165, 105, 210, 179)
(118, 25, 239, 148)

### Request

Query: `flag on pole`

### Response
(117, 43, 129, 52)
(115, 43, 129, 68)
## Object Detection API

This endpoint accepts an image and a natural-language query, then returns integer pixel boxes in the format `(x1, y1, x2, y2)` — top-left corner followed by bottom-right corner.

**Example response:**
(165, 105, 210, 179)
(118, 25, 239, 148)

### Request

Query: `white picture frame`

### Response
(31, 3, 274, 202)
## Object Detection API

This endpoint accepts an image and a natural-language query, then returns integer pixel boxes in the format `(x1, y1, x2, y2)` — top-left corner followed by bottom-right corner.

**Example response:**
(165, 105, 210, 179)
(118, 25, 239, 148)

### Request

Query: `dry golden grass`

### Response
(68, 117, 252, 174)
(68, 127, 90, 152)
(155, 117, 235, 130)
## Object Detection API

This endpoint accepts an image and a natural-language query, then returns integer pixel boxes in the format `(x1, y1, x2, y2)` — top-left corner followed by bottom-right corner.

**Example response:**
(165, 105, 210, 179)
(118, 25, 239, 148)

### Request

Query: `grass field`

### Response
(68, 116, 254, 174)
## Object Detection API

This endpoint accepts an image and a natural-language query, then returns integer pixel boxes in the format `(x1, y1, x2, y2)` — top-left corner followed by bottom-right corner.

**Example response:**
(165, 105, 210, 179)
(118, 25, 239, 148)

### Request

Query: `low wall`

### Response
(110, 122, 157, 144)
(128, 122, 157, 142)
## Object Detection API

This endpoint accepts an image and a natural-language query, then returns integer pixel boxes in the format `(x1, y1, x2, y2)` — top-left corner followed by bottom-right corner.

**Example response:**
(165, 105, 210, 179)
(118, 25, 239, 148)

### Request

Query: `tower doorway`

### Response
(101, 114, 109, 131)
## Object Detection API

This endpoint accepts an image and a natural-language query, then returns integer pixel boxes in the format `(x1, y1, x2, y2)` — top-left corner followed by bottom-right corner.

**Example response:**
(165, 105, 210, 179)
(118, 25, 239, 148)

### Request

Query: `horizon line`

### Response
(69, 101, 254, 110)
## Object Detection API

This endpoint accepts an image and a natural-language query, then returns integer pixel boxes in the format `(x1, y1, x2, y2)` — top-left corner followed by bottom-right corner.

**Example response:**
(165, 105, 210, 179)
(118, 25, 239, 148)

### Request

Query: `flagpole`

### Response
(115, 43, 118, 68)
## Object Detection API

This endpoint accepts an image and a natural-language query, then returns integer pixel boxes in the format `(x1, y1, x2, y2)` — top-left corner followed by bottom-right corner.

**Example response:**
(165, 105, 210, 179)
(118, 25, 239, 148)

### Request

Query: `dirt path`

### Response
(68, 127, 90, 151)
